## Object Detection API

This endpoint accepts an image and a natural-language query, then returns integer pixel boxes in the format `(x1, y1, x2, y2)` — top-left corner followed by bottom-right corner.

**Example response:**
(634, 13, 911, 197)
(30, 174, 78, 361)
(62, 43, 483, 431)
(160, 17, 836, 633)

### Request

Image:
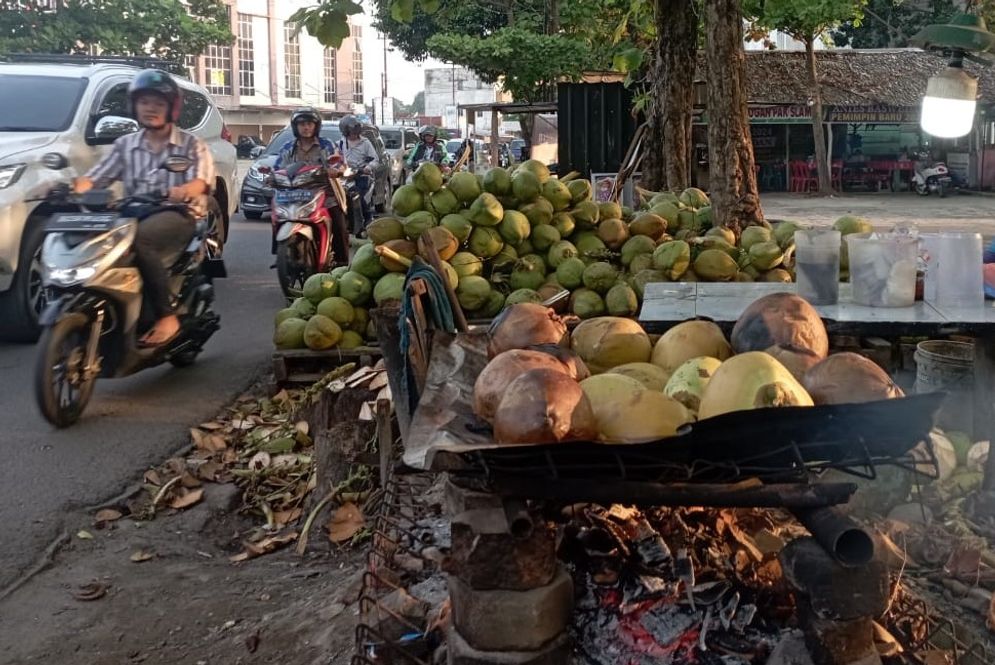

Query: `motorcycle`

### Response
(343, 156, 375, 236)
(912, 158, 953, 197)
(264, 159, 349, 298)
(33, 156, 226, 427)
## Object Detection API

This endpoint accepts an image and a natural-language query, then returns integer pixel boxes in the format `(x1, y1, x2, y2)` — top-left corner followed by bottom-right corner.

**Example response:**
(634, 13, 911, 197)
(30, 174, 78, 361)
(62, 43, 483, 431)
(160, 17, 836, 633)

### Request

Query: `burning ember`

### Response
(560, 504, 804, 664)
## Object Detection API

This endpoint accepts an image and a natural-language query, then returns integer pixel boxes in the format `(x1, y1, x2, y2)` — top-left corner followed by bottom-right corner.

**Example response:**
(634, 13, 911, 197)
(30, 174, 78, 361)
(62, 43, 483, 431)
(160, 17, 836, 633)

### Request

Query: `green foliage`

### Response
(832, 0, 994, 48)
(0, 0, 233, 59)
(744, 0, 866, 43)
(289, 0, 364, 49)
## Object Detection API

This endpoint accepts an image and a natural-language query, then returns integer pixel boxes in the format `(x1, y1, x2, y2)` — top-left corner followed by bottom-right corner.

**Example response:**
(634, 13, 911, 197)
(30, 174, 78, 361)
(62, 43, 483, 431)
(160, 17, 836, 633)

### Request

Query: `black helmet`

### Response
(291, 107, 322, 138)
(339, 115, 361, 136)
(418, 124, 437, 140)
(129, 69, 182, 124)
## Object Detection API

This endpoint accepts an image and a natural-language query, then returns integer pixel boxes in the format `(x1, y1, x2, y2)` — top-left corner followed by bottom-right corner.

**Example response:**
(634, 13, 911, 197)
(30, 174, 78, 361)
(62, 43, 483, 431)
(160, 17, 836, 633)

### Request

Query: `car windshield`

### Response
(264, 126, 344, 155)
(380, 129, 402, 150)
(446, 140, 461, 153)
(0, 75, 85, 131)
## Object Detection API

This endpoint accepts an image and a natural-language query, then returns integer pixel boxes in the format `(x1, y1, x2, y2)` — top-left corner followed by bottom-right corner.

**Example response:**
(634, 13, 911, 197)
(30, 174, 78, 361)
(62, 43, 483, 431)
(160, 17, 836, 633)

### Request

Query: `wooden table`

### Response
(639, 282, 995, 494)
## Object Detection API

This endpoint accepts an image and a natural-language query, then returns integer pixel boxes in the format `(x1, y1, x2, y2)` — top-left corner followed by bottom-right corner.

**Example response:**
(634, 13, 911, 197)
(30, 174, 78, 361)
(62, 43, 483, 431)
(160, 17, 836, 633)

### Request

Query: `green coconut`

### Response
(490, 244, 519, 272)
(519, 198, 554, 227)
(693, 249, 739, 282)
(630, 269, 667, 300)
(606, 283, 639, 317)
(428, 187, 460, 217)
(291, 297, 316, 320)
(740, 226, 773, 252)
(531, 224, 561, 252)
(338, 271, 373, 306)
(597, 218, 630, 251)
(392, 184, 424, 217)
(652, 240, 691, 280)
(476, 290, 506, 318)
(568, 179, 593, 205)
(451, 251, 484, 278)
(570, 288, 606, 319)
(468, 226, 504, 258)
(274, 318, 308, 349)
(303, 272, 339, 304)
(630, 213, 667, 241)
(483, 167, 512, 196)
(571, 201, 600, 229)
(552, 212, 575, 238)
(512, 170, 542, 203)
(629, 253, 654, 275)
(498, 210, 531, 246)
(302, 315, 342, 350)
(448, 171, 482, 204)
(351, 242, 387, 280)
(366, 217, 405, 245)
(316, 296, 355, 326)
(547, 240, 579, 268)
(456, 276, 492, 311)
(412, 162, 444, 193)
(620, 235, 656, 267)
(541, 179, 572, 211)
(510, 255, 547, 291)
(505, 288, 543, 306)
(441, 214, 473, 244)
(275, 308, 298, 327)
(582, 262, 619, 295)
(403, 211, 438, 240)
(556, 257, 587, 290)
(519, 159, 551, 184)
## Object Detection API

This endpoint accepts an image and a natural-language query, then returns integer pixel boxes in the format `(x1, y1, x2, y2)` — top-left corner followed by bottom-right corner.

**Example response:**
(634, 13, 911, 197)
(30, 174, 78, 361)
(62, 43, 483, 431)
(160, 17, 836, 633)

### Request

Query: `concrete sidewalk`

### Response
(760, 192, 995, 233)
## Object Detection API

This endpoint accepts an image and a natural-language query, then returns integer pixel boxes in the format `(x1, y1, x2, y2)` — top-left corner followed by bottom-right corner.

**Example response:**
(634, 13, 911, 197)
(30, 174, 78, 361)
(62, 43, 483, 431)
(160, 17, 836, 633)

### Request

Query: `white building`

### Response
(186, 0, 366, 141)
(423, 66, 509, 136)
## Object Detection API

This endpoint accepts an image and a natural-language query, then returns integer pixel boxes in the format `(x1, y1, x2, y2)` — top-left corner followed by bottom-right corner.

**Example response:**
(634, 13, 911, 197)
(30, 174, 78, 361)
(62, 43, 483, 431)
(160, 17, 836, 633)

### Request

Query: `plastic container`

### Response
(935, 232, 983, 308)
(794, 229, 841, 305)
(846, 233, 918, 307)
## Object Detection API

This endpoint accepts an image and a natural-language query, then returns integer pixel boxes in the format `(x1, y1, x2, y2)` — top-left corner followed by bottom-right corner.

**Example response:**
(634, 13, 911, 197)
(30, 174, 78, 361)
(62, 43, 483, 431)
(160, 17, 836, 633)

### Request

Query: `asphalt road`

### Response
(0, 214, 282, 590)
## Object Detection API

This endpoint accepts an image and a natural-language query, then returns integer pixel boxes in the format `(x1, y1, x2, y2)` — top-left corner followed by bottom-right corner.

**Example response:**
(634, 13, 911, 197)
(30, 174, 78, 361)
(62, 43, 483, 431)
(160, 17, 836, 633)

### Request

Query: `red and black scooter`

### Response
(262, 158, 351, 298)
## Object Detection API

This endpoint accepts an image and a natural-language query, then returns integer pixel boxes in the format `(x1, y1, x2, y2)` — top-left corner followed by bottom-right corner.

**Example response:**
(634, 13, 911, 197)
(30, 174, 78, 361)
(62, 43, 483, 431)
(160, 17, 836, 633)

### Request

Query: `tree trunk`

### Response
(704, 0, 765, 234)
(643, 0, 697, 192)
(805, 36, 832, 194)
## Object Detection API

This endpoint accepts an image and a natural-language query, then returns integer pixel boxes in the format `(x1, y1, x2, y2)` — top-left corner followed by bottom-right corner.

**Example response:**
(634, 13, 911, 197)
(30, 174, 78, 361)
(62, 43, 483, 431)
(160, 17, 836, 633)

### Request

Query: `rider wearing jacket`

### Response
(406, 125, 451, 171)
(336, 115, 378, 229)
(273, 108, 350, 267)
(74, 69, 215, 347)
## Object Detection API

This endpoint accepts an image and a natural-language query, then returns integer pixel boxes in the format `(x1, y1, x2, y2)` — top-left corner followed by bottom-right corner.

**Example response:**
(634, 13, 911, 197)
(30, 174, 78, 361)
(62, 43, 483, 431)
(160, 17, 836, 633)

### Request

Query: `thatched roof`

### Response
(729, 48, 995, 107)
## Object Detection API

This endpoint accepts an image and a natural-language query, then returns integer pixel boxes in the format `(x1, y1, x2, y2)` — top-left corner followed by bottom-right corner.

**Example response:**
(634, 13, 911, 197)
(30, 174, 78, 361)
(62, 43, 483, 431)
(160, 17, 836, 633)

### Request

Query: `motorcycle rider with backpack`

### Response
(73, 69, 215, 348)
(406, 125, 451, 173)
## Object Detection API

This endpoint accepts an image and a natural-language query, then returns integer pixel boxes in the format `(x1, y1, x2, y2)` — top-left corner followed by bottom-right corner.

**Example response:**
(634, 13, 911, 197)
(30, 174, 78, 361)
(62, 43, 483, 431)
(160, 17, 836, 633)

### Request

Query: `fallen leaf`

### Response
(197, 460, 223, 482)
(369, 372, 389, 390)
(328, 503, 365, 543)
(199, 421, 225, 431)
(249, 452, 271, 470)
(94, 508, 122, 523)
(272, 389, 290, 403)
(180, 471, 202, 489)
(170, 488, 204, 510)
(130, 549, 155, 563)
(273, 508, 302, 526)
(294, 420, 309, 436)
(72, 582, 108, 601)
(77, 530, 94, 540)
(190, 428, 206, 448)
(271, 454, 301, 469)
(229, 532, 298, 562)
(260, 437, 295, 454)
(143, 469, 162, 486)
(944, 544, 982, 578)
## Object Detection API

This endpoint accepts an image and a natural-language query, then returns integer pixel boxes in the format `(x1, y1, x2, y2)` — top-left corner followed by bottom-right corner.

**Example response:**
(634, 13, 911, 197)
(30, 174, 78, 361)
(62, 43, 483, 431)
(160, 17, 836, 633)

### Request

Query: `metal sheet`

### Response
(557, 81, 640, 178)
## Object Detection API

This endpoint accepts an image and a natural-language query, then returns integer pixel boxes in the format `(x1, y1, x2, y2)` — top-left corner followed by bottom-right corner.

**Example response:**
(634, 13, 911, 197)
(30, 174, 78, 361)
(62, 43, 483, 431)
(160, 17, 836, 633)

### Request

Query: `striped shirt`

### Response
(86, 126, 215, 218)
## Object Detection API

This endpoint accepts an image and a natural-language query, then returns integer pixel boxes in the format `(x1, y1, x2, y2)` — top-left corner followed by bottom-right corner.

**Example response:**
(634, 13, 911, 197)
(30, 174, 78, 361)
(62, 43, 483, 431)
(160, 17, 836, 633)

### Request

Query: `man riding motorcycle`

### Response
(74, 69, 215, 347)
(406, 125, 451, 172)
(273, 107, 350, 267)
(336, 115, 379, 229)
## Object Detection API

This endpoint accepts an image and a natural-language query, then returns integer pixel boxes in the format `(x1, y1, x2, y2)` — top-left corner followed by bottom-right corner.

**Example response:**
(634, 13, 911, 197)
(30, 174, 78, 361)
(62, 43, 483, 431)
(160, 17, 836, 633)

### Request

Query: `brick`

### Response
(446, 478, 503, 514)
(449, 569, 573, 652)
(447, 627, 570, 665)
(798, 609, 881, 665)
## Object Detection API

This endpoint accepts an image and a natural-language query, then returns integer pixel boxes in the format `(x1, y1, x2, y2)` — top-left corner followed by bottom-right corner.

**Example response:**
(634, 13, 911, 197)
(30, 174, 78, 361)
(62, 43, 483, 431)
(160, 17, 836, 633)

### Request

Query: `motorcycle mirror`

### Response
(163, 156, 193, 173)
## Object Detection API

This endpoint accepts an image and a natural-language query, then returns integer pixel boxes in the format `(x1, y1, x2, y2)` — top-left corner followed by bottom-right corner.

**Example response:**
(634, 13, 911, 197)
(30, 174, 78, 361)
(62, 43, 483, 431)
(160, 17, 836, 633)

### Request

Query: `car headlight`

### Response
(247, 165, 262, 181)
(0, 164, 26, 189)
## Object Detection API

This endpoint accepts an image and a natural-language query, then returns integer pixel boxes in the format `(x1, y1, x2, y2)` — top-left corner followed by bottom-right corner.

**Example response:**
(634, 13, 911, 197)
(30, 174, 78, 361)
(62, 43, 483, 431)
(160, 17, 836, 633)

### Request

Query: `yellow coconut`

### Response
(663, 356, 723, 413)
(570, 317, 652, 374)
(606, 362, 670, 391)
(580, 375, 692, 443)
(698, 351, 814, 420)
(650, 320, 732, 380)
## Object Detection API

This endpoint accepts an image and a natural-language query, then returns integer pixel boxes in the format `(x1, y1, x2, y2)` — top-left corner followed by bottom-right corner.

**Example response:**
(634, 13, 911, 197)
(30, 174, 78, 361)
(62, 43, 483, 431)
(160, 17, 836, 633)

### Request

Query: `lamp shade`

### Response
(920, 65, 978, 138)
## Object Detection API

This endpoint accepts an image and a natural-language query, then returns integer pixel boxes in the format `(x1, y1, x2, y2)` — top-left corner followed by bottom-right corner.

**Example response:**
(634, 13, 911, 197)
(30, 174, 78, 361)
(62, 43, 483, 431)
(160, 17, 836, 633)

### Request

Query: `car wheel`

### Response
(0, 216, 48, 343)
(377, 178, 393, 213)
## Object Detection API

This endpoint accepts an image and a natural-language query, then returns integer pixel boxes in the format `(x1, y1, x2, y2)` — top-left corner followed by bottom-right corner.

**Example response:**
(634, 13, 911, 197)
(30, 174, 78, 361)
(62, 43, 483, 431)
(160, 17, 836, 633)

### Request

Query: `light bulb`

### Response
(920, 65, 978, 138)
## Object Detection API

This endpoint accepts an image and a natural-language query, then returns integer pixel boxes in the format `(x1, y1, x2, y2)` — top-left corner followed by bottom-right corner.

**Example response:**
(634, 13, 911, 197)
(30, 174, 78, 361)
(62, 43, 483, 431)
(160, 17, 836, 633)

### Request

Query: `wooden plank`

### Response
(376, 398, 393, 485)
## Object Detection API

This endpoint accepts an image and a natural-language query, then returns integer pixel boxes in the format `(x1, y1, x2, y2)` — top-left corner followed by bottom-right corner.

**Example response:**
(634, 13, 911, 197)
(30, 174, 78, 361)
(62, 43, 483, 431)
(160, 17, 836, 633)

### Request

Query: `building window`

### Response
(183, 54, 198, 82)
(204, 43, 232, 96)
(323, 48, 337, 104)
(284, 23, 301, 99)
(352, 49, 363, 104)
(237, 14, 255, 96)
(350, 24, 362, 39)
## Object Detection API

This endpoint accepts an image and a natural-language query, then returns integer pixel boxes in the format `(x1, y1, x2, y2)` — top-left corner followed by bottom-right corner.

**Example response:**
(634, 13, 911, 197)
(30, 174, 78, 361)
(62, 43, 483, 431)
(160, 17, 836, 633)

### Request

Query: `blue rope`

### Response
(398, 257, 457, 410)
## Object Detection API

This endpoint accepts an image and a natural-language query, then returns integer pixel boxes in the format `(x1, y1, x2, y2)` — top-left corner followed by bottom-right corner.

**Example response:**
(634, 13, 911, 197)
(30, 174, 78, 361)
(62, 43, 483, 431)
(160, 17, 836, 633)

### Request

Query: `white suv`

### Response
(0, 56, 239, 342)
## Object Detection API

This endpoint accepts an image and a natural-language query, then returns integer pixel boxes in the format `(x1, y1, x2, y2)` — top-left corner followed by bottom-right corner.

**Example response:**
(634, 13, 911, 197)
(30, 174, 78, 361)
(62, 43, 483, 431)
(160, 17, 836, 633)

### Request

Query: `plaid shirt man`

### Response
(86, 126, 214, 218)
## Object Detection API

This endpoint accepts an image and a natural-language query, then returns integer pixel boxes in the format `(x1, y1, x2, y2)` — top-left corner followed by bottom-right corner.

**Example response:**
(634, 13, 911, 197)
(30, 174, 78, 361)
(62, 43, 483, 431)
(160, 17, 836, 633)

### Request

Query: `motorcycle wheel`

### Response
(915, 182, 929, 196)
(276, 236, 318, 299)
(34, 312, 96, 428)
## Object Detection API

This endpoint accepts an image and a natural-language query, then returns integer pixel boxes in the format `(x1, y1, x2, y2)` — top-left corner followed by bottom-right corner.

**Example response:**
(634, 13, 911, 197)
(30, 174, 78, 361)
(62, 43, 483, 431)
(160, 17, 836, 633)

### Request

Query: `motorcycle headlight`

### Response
(297, 194, 321, 218)
(0, 164, 26, 189)
(43, 223, 135, 286)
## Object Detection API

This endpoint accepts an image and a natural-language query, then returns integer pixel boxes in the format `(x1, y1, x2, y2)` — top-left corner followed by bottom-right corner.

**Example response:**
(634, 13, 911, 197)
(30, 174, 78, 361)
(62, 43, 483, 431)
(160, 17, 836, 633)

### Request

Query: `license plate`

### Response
(274, 189, 315, 204)
(48, 213, 117, 232)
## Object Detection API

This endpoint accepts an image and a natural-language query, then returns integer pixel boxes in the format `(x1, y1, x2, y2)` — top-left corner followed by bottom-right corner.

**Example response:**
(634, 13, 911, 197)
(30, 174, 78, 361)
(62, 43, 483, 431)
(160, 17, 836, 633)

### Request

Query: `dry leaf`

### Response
(369, 372, 389, 391)
(197, 460, 223, 482)
(328, 503, 365, 543)
(95, 508, 122, 523)
(271, 454, 300, 469)
(249, 452, 271, 470)
(170, 488, 204, 510)
(272, 389, 290, 403)
(294, 420, 309, 436)
(944, 544, 982, 578)
(229, 531, 298, 562)
(130, 549, 155, 563)
(144, 469, 162, 486)
(273, 508, 302, 526)
(180, 471, 202, 489)
(77, 530, 94, 540)
(72, 582, 108, 601)
(200, 421, 225, 431)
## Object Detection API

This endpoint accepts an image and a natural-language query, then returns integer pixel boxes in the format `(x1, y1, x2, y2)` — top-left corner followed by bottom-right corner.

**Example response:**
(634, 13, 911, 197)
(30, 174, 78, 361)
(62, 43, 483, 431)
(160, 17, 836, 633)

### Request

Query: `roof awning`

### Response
(458, 101, 558, 114)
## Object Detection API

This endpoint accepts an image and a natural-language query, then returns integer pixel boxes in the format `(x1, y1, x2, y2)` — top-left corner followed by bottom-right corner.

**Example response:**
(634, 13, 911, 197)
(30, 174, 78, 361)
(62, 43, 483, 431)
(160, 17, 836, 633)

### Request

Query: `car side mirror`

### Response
(92, 115, 140, 144)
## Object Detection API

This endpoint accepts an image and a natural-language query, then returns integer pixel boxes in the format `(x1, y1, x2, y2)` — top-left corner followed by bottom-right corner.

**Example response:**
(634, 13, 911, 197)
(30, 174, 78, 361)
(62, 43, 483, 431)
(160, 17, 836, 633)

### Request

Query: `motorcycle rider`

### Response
(406, 125, 451, 171)
(74, 69, 214, 347)
(336, 115, 379, 230)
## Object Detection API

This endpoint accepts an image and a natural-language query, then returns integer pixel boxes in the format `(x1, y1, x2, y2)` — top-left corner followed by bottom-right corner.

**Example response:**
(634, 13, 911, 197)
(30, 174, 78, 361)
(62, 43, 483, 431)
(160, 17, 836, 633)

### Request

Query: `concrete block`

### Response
(446, 478, 503, 514)
(448, 569, 573, 652)
(446, 519, 558, 591)
(447, 627, 570, 665)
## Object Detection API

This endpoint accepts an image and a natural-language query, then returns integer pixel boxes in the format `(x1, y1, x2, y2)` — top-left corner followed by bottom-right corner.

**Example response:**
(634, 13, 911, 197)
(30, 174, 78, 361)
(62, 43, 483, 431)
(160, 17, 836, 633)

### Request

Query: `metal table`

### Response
(639, 282, 995, 495)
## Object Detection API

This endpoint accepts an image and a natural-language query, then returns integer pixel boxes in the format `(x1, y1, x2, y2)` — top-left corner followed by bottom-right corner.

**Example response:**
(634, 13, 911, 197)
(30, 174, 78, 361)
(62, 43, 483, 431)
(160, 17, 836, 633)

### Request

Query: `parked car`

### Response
(236, 135, 263, 159)
(240, 121, 390, 220)
(0, 54, 239, 342)
(511, 138, 526, 162)
(378, 125, 420, 187)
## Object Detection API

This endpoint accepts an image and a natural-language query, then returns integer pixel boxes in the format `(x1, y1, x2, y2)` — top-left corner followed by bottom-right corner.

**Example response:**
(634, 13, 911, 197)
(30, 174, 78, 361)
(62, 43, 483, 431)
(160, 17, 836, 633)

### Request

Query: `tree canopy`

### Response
(832, 0, 995, 48)
(0, 0, 234, 60)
